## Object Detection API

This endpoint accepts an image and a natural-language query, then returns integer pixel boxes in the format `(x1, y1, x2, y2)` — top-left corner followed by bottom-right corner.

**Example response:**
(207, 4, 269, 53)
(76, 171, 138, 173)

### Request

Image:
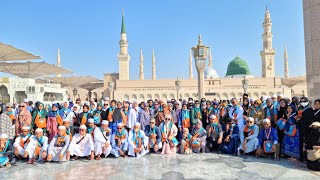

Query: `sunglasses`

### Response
(104, 104, 109, 106)
(154, 104, 159, 105)
(246, 121, 253, 123)
(150, 122, 155, 124)
(117, 128, 122, 129)
(19, 105, 25, 108)
(6, 107, 12, 108)
(79, 129, 86, 131)
(165, 118, 171, 120)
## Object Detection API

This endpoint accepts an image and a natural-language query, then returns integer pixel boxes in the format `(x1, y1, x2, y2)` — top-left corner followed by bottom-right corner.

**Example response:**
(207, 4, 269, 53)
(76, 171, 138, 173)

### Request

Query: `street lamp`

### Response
(175, 76, 181, 100)
(73, 88, 78, 101)
(242, 78, 249, 94)
(191, 34, 209, 100)
(108, 78, 114, 100)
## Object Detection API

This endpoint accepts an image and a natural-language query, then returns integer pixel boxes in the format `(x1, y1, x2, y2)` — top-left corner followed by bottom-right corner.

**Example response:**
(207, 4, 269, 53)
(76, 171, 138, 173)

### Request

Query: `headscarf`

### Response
(278, 99, 288, 119)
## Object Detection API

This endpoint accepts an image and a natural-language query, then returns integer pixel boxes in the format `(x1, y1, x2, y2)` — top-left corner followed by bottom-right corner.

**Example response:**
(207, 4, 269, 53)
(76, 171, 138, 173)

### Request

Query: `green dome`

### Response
(225, 56, 251, 76)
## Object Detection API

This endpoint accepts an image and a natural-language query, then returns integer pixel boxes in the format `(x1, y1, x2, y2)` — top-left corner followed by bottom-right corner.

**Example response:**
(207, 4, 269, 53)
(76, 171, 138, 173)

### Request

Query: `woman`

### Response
(160, 114, 178, 155)
(139, 103, 150, 131)
(32, 102, 48, 133)
(249, 100, 265, 129)
(15, 103, 32, 136)
(282, 104, 300, 160)
(4, 103, 15, 124)
(190, 120, 207, 153)
(306, 121, 320, 171)
(0, 134, 13, 167)
(47, 103, 64, 141)
(0, 104, 15, 141)
(222, 117, 240, 155)
(92, 103, 104, 126)
(242, 98, 250, 117)
(276, 98, 288, 155)
(264, 98, 277, 128)
(239, 117, 259, 154)
(77, 104, 93, 126)
(202, 101, 214, 128)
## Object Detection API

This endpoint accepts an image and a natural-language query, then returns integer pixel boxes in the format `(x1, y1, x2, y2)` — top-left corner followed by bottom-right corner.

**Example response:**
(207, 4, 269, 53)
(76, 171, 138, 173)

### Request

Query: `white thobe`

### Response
(25, 136, 48, 160)
(127, 108, 138, 129)
(229, 106, 245, 132)
(128, 130, 149, 157)
(110, 131, 129, 158)
(93, 127, 112, 156)
(68, 133, 94, 157)
(13, 134, 33, 156)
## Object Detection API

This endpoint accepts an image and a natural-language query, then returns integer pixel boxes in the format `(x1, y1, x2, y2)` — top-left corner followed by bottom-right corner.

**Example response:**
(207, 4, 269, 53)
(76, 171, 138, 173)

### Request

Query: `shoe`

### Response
(11, 157, 17, 165)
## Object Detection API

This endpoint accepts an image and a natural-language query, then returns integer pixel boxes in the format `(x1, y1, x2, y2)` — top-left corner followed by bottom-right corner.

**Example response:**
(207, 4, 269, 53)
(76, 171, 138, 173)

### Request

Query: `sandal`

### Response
(96, 156, 101, 160)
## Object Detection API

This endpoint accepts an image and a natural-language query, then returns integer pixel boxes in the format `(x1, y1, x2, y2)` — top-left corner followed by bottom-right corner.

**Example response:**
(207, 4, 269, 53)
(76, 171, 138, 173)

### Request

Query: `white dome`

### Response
(204, 67, 219, 79)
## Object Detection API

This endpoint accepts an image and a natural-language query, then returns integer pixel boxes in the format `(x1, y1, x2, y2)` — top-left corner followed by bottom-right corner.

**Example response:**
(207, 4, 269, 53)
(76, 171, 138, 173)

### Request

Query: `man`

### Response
(87, 118, 95, 135)
(206, 115, 223, 153)
(145, 118, 162, 153)
(111, 123, 128, 158)
(15, 103, 32, 135)
(239, 117, 259, 154)
(128, 122, 149, 157)
(94, 120, 112, 160)
(139, 102, 150, 131)
(256, 118, 279, 160)
(67, 104, 79, 134)
(67, 125, 94, 160)
(229, 98, 245, 132)
(63, 118, 73, 138)
(25, 128, 48, 164)
(191, 119, 207, 153)
(47, 126, 70, 162)
(13, 126, 33, 159)
(127, 101, 139, 130)
(191, 100, 202, 129)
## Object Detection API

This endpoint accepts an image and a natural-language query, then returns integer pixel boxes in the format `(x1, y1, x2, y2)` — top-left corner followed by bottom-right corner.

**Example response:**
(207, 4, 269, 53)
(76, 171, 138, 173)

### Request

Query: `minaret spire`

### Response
(118, 9, 130, 80)
(56, 48, 61, 77)
(152, 49, 156, 80)
(139, 49, 144, 80)
(189, 49, 193, 79)
(284, 44, 289, 78)
(208, 47, 213, 68)
(260, 7, 276, 78)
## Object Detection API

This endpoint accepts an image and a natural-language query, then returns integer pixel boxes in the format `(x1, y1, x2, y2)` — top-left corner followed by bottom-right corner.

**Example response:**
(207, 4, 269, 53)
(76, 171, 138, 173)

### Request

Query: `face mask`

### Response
(301, 102, 308, 107)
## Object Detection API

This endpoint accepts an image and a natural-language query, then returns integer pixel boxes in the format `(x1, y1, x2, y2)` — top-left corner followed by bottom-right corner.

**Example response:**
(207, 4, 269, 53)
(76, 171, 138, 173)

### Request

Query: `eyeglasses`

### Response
(246, 121, 253, 123)
(19, 105, 25, 108)
(104, 104, 109, 106)
(117, 128, 122, 129)
(154, 104, 159, 105)
(79, 129, 86, 131)
(150, 122, 155, 124)
(6, 107, 12, 108)
(165, 118, 171, 120)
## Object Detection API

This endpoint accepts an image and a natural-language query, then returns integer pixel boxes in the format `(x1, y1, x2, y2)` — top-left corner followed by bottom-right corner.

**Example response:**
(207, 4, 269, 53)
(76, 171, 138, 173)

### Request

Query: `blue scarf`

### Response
(132, 130, 141, 146)
(36, 136, 44, 146)
(182, 109, 190, 120)
(0, 140, 10, 154)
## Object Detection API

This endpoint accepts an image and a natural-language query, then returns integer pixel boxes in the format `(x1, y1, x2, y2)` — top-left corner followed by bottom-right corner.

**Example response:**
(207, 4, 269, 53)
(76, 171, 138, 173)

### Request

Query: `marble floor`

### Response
(1, 153, 319, 180)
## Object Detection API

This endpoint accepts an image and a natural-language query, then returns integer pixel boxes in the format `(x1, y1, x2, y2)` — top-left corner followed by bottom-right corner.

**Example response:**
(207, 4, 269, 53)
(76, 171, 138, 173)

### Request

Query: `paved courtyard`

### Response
(1, 153, 319, 180)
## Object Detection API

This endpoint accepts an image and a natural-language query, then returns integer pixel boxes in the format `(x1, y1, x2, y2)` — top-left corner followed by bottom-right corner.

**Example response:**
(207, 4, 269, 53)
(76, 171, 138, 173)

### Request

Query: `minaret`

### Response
(208, 47, 213, 68)
(260, 7, 276, 78)
(189, 49, 193, 79)
(152, 49, 156, 80)
(139, 49, 144, 80)
(284, 44, 289, 78)
(56, 48, 61, 77)
(117, 10, 130, 80)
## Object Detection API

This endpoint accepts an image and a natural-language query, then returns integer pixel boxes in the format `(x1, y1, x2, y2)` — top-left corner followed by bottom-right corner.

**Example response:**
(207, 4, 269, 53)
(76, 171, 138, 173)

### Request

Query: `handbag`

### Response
(284, 124, 297, 136)
(307, 149, 320, 161)
(263, 140, 273, 153)
(276, 118, 287, 130)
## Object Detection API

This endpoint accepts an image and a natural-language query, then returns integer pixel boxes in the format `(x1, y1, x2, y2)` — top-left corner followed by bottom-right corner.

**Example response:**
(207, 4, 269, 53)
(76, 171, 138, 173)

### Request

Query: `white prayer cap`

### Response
(73, 104, 79, 109)
(58, 126, 66, 130)
(278, 94, 284, 97)
(22, 126, 30, 131)
(247, 117, 254, 122)
(79, 125, 87, 129)
(134, 122, 140, 127)
(272, 95, 277, 98)
(105, 97, 110, 101)
(101, 120, 109, 125)
(210, 115, 217, 119)
(87, 118, 94, 123)
(310, 121, 320, 128)
(165, 114, 171, 119)
(150, 117, 156, 123)
(117, 123, 124, 127)
(6, 103, 13, 107)
(92, 102, 97, 106)
(63, 118, 70, 122)
(249, 98, 254, 102)
(0, 133, 8, 139)
(24, 98, 28, 103)
(35, 128, 43, 133)
(263, 118, 270, 123)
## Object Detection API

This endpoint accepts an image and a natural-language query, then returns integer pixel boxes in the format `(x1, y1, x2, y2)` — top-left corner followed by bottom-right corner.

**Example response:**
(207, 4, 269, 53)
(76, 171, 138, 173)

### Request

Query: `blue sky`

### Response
(0, 0, 305, 79)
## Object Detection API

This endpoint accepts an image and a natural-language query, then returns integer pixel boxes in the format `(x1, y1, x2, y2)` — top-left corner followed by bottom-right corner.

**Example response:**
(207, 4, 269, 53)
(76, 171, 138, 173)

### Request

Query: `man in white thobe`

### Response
(67, 125, 94, 160)
(13, 126, 33, 159)
(94, 120, 112, 160)
(128, 122, 149, 157)
(111, 123, 128, 158)
(127, 101, 139, 130)
(25, 128, 48, 164)
(229, 98, 245, 132)
(47, 126, 70, 162)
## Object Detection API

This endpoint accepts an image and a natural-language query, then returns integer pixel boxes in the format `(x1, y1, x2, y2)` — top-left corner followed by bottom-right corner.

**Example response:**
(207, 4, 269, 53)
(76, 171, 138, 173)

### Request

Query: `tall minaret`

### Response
(189, 49, 193, 79)
(139, 49, 144, 80)
(260, 7, 276, 78)
(117, 10, 130, 80)
(56, 48, 61, 77)
(284, 44, 289, 78)
(208, 47, 213, 68)
(152, 49, 156, 80)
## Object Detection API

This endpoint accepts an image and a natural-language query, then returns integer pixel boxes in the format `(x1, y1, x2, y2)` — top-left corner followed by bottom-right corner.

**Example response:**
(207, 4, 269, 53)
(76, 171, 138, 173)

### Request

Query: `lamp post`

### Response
(175, 76, 181, 100)
(73, 88, 78, 101)
(191, 34, 208, 100)
(108, 79, 114, 100)
(242, 78, 249, 94)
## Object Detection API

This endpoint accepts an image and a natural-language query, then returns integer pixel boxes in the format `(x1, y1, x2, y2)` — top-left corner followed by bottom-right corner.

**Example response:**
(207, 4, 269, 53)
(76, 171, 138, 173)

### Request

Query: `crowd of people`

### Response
(0, 93, 319, 171)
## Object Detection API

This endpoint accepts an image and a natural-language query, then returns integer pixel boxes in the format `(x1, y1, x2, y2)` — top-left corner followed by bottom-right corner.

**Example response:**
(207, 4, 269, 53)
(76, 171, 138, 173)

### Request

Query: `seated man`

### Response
(180, 128, 192, 154)
(145, 118, 162, 154)
(239, 117, 259, 154)
(206, 115, 223, 153)
(87, 118, 95, 135)
(0, 133, 13, 167)
(47, 126, 70, 162)
(67, 125, 94, 160)
(13, 126, 33, 159)
(111, 123, 128, 158)
(128, 122, 149, 157)
(191, 119, 207, 153)
(256, 118, 280, 160)
(221, 117, 240, 155)
(94, 120, 112, 160)
(25, 128, 48, 164)
(63, 118, 73, 139)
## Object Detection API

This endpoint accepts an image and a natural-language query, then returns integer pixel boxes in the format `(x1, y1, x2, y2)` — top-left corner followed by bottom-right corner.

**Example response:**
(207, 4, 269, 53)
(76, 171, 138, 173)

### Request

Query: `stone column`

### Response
(303, 0, 320, 100)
